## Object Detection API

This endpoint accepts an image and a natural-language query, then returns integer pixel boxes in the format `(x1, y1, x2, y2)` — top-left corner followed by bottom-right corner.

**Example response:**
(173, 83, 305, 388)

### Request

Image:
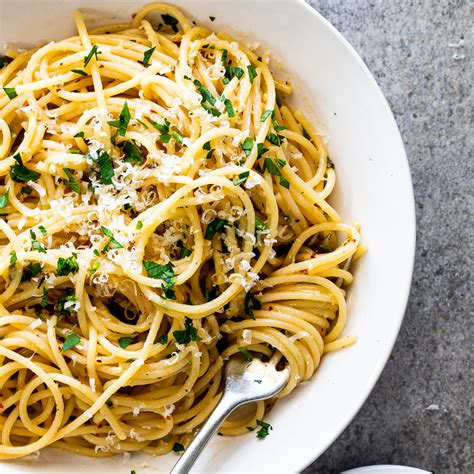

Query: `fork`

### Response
(170, 354, 290, 474)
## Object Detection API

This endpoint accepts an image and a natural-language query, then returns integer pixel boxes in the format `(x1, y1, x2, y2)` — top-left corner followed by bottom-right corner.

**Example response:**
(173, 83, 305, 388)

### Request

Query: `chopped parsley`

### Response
(74, 131, 85, 138)
(118, 336, 134, 348)
(205, 218, 231, 240)
(21, 262, 42, 282)
(100, 226, 123, 253)
(62, 333, 81, 352)
(39, 225, 47, 236)
(233, 171, 249, 186)
(203, 141, 211, 151)
(3, 87, 17, 100)
(123, 141, 145, 165)
(41, 287, 49, 308)
(272, 117, 286, 132)
(222, 96, 235, 117)
(108, 101, 131, 137)
(71, 69, 88, 76)
(97, 151, 114, 184)
(141, 46, 156, 66)
(143, 261, 177, 299)
(89, 261, 100, 273)
(255, 216, 268, 231)
(262, 158, 289, 189)
(10, 153, 41, 183)
(136, 220, 143, 230)
(244, 292, 261, 320)
(177, 240, 192, 258)
(152, 118, 173, 143)
(173, 317, 201, 345)
(267, 133, 284, 146)
(238, 346, 253, 361)
(256, 420, 272, 439)
(241, 137, 253, 157)
(0, 190, 9, 208)
(105, 399, 113, 407)
(257, 143, 269, 158)
(193, 79, 216, 105)
(56, 288, 78, 317)
(171, 130, 184, 146)
(223, 65, 244, 84)
(9, 250, 17, 265)
(57, 254, 79, 276)
(157, 333, 168, 345)
(32, 240, 46, 253)
(261, 109, 273, 122)
(63, 167, 82, 194)
(172, 442, 185, 452)
(83, 45, 101, 67)
(162, 14, 179, 32)
(247, 64, 257, 83)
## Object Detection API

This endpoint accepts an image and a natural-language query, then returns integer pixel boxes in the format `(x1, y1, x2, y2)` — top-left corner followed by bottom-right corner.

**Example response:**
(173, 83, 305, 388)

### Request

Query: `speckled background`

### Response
(302, 1, 473, 473)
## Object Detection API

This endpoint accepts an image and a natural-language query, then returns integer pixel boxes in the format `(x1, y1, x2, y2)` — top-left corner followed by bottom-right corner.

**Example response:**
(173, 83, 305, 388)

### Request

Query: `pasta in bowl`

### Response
(0, 1, 410, 472)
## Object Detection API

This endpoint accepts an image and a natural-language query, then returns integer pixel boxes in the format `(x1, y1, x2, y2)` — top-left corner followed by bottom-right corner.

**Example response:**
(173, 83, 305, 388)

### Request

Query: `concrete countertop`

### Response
(303, 1, 472, 473)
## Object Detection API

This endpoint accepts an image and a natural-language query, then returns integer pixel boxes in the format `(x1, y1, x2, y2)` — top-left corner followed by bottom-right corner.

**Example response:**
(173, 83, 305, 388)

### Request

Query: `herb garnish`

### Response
(141, 46, 156, 66)
(9, 250, 17, 265)
(256, 420, 272, 439)
(177, 240, 192, 258)
(262, 158, 289, 189)
(100, 226, 123, 253)
(157, 333, 168, 345)
(108, 101, 131, 137)
(247, 64, 257, 83)
(123, 141, 145, 165)
(241, 137, 253, 157)
(0, 190, 9, 208)
(71, 69, 88, 76)
(10, 154, 41, 182)
(32, 240, 46, 253)
(41, 287, 49, 308)
(222, 96, 235, 117)
(162, 14, 179, 32)
(233, 171, 249, 186)
(255, 216, 268, 231)
(56, 288, 78, 317)
(21, 262, 42, 282)
(3, 87, 17, 100)
(205, 218, 231, 240)
(83, 45, 101, 67)
(143, 261, 177, 299)
(97, 151, 114, 184)
(244, 292, 261, 319)
(172, 442, 185, 452)
(261, 109, 273, 122)
(119, 337, 134, 348)
(57, 254, 79, 276)
(173, 317, 201, 344)
(63, 167, 82, 194)
(238, 346, 253, 361)
(62, 333, 81, 352)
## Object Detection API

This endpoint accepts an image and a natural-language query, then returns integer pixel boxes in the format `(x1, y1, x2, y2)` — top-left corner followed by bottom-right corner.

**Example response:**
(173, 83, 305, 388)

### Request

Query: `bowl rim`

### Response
(295, 0, 416, 470)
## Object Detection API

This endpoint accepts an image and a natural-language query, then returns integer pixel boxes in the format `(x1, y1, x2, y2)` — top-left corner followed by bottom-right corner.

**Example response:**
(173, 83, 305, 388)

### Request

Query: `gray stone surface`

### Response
(303, 1, 473, 473)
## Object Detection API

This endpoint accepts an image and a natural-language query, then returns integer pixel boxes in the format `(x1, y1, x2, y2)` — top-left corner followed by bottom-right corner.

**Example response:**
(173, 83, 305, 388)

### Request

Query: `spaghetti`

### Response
(0, 2, 363, 459)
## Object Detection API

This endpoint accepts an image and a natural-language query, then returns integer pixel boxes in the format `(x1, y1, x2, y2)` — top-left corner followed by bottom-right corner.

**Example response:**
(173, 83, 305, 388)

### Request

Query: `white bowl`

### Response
(0, 0, 415, 472)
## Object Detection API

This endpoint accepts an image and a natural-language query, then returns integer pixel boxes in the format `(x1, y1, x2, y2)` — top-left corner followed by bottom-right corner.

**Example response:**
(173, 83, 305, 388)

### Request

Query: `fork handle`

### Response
(170, 392, 240, 474)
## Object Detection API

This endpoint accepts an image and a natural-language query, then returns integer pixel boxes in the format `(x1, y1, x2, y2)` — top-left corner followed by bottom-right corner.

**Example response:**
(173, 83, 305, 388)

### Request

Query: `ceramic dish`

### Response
(0, 0, 415, 472)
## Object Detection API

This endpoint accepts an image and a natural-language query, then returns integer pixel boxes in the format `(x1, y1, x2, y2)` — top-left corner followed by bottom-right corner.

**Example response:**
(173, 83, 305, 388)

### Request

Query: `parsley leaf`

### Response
(62, 333, 81, 352)
(143, 261, 177, 299)
(3, 87, 17, 100)
(41, 286, 49, 308)
(241, 137, 253, 157)
(39, 225, 47, 236)
(171, 130, 184, 146)
(267, 133, 284, 146)
(100, 226, 123, 252)
(32, 240, 46, 253)
(108, 101, 131, 137)
(223, 65, 244, 84)
(262, 158, 289, 189)
(0, 190, 9, 208)
(10, 250, 17, 265)
(97, 151, 114, 184)
(238, 346, 253, 361)
(173, 317, 201, 345)
(56, 288, 78, 317)
(74, 131, 85, 138)
(177, 240, 192, 257)
(136, 220, 143, 230)
(255, 216, 268, 231)
(21, 262, 42, 282)
(83, 45, 101, 67)
(205, 218, 231, 240)
(257, 143, 269, 158)
(162, 14, 179, 32)
(222, 96, 235, 117)
(123, 141, 145, 165)
(57, 254, 79, 276)
(202, 141, 211, 151)
(172, 442, 185, 452)
(157, 333, 168, 345)
(10, 153, 41, 182)
(119, 337, 134, 348)
(244, 292, 261, 319)
(193, 79, 216, 106)
(71, 69, 88, 76)
(63, 167, 82, 194)
(247, 64, 257, 83)
(233, 171, 249, 186)
(141, 46, 156, 66)
(261, 109, 273, 122)
(256, 420, 272, 439)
